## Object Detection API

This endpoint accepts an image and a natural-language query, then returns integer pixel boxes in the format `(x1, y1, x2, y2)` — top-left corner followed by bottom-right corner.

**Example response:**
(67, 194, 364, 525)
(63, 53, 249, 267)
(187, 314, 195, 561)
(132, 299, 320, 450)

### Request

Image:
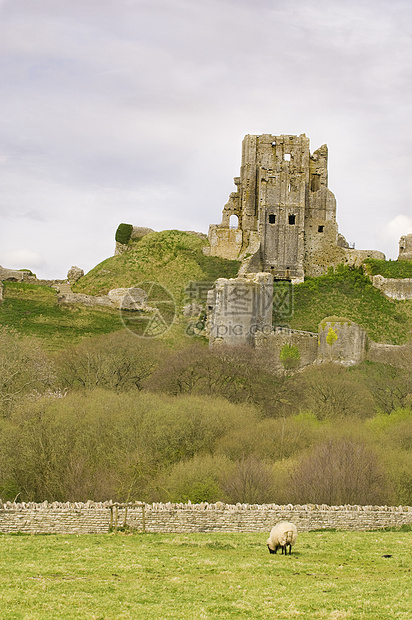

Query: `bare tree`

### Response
(222, 456, 276, 504)
(56, 330, 164, 392)
(363, 362, 412, 414)
(0, 327, 55, 415)
(296, 363, 375, 419)
(290, 438, 392, 505)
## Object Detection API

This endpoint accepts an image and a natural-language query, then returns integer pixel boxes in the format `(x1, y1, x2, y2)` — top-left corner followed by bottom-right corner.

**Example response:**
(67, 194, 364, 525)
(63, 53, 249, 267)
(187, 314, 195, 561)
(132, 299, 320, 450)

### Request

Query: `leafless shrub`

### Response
(289, 438, 393, 505)
(222, 456, 276, 504)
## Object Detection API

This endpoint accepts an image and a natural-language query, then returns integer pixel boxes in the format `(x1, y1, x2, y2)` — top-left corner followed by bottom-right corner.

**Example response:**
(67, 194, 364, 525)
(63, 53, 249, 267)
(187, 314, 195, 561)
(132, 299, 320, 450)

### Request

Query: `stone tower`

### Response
(207, 133, 381, 282)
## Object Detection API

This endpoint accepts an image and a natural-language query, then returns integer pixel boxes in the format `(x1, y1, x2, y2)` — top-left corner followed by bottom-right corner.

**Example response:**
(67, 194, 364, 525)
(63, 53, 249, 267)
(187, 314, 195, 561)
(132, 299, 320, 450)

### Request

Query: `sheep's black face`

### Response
(267, 545, 275, 554)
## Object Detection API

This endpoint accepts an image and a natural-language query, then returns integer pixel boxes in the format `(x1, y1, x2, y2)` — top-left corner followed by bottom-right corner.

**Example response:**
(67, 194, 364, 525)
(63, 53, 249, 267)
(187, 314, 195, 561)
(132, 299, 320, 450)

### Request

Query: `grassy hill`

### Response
(1, 232, 411, 347)
(0, 281, 123, 349)
(289, 266, 412, 345)
(73, 230, 241, 308)
(363, 257, 412, 278)
(0, 231, 240, 349)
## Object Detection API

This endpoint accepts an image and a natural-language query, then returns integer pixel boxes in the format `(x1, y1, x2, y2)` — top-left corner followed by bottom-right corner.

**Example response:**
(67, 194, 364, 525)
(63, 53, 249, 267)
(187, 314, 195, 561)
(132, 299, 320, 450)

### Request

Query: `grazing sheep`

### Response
(267, 522, 297, 555)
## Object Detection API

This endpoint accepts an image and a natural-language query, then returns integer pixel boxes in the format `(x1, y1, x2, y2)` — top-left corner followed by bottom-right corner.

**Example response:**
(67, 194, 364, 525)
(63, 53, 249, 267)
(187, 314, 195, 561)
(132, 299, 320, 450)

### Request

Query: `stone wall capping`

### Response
(0, 500, 410, 534)
(1, 500, 411, 512)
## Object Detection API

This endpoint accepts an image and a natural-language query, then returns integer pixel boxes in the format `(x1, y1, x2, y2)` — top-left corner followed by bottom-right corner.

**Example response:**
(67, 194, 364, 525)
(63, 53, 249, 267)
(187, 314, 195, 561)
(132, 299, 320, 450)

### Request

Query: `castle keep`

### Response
(208, 134, 383, 282)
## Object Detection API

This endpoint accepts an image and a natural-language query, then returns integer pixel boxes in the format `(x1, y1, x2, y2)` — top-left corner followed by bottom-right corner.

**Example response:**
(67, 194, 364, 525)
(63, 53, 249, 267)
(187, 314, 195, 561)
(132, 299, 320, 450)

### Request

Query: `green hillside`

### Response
(1, 233, 411, 348)
(364, 257, 412, 278)
(289, 266, 411, 344)
(0, 231, 240, 349)
(0, 282, 123, 348)
(73, 230, 241, 307)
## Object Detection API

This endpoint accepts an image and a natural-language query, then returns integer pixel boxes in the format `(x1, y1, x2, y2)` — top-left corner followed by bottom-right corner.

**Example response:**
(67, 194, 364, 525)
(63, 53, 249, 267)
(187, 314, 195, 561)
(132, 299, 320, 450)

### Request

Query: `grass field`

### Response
(73, 230, 241, 306)
(290, 268, 412, 344)
(0, 282, 123, 349)
(0, 531, 410, 619)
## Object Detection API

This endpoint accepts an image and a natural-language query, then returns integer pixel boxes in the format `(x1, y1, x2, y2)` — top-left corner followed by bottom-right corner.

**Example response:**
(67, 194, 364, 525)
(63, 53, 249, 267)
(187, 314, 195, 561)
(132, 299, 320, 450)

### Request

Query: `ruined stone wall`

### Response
(371, 275, 412, 300)
(304, 247, 385, 279)
(114, 226, 155, 255)
(206, 226, 244, 260)
(318, 319, 368, 366)
(58, 287, 151, 311)
(255, 327, 318, 369)
(35, 279, 66, 287)
(59, 292, 114, 308)
(0, 266, 30, 282)
(0, 274, 65, 288)
(343, 249, 386, 266)
(0, 501, 410, 534)
(398, 234, 412, 261)
(208, 273, 273, 347)
(367, 341, 411, 367)
(304, 242, 346, 278)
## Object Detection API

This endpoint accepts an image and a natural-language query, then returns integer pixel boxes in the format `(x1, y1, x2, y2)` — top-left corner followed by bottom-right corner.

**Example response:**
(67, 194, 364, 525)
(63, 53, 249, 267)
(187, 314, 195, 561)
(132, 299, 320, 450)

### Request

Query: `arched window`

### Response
(229, 214, 239, 229)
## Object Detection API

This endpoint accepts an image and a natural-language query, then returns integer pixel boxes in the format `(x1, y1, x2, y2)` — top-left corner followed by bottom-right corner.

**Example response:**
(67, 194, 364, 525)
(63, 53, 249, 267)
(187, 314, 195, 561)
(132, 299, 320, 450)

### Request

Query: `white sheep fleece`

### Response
(267, 522, 297, 554)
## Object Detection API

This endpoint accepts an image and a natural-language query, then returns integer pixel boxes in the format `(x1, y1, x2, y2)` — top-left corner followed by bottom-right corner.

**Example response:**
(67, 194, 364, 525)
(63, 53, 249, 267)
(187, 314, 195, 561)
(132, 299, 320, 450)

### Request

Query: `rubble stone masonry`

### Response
(0, 501, 410, 535)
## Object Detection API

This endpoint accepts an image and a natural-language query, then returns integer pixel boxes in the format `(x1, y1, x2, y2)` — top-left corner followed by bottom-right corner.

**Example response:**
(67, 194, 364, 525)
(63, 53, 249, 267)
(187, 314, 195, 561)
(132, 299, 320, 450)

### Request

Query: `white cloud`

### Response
(0, 0, 412, 277)
(0, 249, 45, 270)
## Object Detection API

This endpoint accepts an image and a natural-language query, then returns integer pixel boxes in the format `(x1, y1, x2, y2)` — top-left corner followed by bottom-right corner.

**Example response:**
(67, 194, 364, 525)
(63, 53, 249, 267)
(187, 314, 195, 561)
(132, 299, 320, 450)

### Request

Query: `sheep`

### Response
(266, 522, 297, 555)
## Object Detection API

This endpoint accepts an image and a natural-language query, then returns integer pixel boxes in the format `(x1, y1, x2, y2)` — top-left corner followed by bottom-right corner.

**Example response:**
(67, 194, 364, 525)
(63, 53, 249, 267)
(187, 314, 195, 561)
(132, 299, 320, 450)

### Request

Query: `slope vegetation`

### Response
(1, 233, 411, 347)
(73, 230, 241, 307)
(0, 282, 123, 348)
(290, 266, 411, 344)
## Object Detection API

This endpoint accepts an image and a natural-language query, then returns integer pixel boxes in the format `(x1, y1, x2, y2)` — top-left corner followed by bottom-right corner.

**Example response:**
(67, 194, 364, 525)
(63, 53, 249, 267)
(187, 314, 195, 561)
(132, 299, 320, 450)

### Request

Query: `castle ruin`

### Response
(398, 233, 412, 261)
(207, 134, 384, 282)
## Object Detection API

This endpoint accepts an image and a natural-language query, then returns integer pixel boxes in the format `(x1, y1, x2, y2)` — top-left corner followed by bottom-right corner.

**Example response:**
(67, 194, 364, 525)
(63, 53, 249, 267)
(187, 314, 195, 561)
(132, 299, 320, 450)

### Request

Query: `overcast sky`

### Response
(0, 0, 411, 279)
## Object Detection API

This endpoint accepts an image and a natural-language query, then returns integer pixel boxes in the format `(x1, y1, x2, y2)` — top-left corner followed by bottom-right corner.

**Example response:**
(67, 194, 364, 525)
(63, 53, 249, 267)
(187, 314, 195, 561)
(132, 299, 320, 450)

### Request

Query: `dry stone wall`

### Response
(0, 502, 410, 535)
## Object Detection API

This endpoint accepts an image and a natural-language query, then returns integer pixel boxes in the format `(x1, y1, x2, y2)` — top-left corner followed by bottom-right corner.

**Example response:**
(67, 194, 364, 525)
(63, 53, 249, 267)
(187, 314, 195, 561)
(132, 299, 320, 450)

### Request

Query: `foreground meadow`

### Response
(0, 531, 410, 619)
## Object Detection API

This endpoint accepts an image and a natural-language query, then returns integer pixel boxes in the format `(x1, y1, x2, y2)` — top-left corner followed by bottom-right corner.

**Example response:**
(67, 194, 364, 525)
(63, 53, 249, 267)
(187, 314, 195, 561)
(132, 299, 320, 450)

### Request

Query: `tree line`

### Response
(0, 326, 411, 506)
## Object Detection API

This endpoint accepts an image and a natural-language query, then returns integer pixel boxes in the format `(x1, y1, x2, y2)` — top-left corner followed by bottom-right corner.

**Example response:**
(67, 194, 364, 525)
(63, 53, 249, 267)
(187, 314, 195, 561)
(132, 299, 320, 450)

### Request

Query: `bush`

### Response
(0, 390, 260, 502)
(295, 363, 376, 419)
(150, 455, 232, 503)
(216, 412, 323, 461)
(115, 223, 133, 245)
(0, 326, 55, 415)
(289, 437, 392, 505)
(222, 456, 277, 504)
(146, 344, 292, 416)
(279, 344, 301, 371)
(55, 330, 165, 392)
(364, 258, 412, 279)
(359, 362, 412, 414)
